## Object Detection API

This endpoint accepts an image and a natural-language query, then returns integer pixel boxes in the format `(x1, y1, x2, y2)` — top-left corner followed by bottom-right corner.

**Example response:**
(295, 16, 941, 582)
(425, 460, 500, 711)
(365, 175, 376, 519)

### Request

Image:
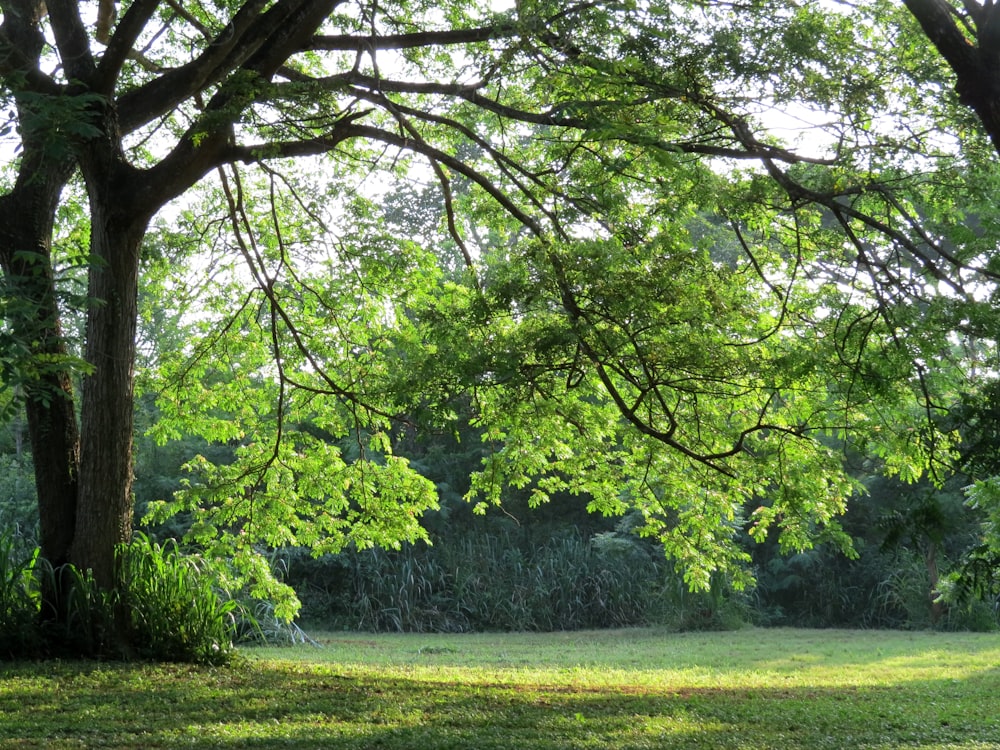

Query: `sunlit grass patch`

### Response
(1, 628, 998, 749)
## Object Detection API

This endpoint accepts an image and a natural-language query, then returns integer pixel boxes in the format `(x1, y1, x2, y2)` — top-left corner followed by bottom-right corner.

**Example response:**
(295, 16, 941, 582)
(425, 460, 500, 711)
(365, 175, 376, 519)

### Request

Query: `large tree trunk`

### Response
(0, 0, 80, 573)
(69, 186, 148, 592)
(0, 167, 80, 571)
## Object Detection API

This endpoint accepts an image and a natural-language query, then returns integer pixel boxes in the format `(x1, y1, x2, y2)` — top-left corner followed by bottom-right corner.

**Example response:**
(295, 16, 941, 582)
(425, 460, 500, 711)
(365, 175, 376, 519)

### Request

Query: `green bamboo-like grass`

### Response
(1, 628, 998, 748)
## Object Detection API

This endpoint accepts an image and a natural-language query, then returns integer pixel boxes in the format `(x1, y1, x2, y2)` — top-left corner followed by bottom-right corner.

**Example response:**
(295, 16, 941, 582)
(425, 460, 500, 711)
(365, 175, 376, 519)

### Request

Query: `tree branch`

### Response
(0, 1, 59, 92)
(94, 0, 161, 93)
(318, 71, 839, 167)
(226, 121, 547, 238)
(904, 0, 1000, 152)
(315, 71, 593, 128)
(905, 0, 980, 73)
(308, 24, 517, 51)
(45, 0, 95, 80)
(116, 0, 277, 133)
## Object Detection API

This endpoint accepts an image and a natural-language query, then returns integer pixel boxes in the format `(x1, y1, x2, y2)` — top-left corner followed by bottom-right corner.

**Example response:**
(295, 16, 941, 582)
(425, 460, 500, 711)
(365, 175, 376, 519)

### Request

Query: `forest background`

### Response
(3, 0, 1000, 656)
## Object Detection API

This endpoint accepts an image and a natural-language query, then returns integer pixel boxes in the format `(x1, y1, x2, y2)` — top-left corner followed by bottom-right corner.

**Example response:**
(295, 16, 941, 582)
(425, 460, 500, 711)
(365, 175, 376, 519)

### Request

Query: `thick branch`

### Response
(905, 0, 981, 76)
(45, 0, 95, 80)
(240, 0, 340, 79)
(116, 0, 278, 133)
(0, 1, 59, 92)
(93, 0, 161, 93)
(904, 0, 1000, 153)
(309, 24, 517, 51)
(47, 0, 94, 81)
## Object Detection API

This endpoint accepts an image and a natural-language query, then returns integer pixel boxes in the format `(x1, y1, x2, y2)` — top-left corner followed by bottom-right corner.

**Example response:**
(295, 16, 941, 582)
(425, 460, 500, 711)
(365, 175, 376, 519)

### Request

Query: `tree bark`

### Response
(69, 164, 149, 591)
(925, 540, 945, 624)
(0, 165, 80, 571)
(0, 0, 80, 575)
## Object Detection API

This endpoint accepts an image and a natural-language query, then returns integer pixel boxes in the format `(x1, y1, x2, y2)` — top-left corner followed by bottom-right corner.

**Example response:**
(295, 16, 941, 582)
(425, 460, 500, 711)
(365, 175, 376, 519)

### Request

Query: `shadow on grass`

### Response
(0, 660, 998, 749)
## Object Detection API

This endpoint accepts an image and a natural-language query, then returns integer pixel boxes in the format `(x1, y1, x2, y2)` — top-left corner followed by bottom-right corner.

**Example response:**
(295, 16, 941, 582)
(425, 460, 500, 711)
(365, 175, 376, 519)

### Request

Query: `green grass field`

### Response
(1, 627, 998, 748)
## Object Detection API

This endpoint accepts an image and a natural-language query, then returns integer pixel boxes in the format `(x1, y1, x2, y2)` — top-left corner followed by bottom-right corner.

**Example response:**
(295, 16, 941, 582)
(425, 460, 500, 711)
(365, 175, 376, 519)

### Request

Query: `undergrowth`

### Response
(291, 528, 748, 633)
(0, 530, 243, 664)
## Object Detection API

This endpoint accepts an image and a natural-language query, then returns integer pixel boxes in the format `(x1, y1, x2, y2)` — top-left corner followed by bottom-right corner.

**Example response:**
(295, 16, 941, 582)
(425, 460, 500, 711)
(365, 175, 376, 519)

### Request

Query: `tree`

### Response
(0, 0, 557, 603)
(142, 0, 984, 596)
(0, 0, 993, 649)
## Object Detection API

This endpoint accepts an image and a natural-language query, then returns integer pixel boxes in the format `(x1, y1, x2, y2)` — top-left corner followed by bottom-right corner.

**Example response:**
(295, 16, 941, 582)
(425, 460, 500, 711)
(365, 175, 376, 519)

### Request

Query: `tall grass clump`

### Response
(118, 533, 240, 664)
(50, 564, 117, 655)
(0, 528, 42, 657)
(0, 531, 117, 659)
(295, 527, 745, 632)
(1, 529, 245, 663)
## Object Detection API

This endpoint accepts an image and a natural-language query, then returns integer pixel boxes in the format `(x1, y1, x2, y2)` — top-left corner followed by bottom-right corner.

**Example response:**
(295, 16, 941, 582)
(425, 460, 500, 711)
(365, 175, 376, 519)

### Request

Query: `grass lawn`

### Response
(0, 627, 998, 748)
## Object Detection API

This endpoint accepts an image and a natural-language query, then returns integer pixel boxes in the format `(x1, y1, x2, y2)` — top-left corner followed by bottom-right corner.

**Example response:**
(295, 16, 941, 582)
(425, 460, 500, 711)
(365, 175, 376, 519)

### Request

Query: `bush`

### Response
(0, 529, 243, 663)
(118, 534, 239, 664)
(0, 529, 42, 657)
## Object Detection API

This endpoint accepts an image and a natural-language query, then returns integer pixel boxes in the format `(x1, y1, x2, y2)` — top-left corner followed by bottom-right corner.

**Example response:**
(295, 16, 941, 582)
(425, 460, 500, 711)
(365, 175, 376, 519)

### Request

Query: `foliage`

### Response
(0, 530, 242, 664)
(0, 529, 41, 658)
(942, 476, 1000, 614)
(0, 454, 37, 551)
(964, 475, 1000, 558)
(0, 543, 117, 660)
(750, 465, 997, 630)
(876, 550, 998, 632)
(117, 534, 240, 665)
(114, 0, 990, 602)
(5, 0, 1000, 658)
(2, 629, 1000, 748)
(42, 563, 118, 658)
(943, 543, 1000, 626)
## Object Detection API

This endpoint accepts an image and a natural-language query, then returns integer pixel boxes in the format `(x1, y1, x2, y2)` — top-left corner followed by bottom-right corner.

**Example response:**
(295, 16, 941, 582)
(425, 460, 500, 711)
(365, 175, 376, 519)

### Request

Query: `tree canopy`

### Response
(2, 0, 1000, 642)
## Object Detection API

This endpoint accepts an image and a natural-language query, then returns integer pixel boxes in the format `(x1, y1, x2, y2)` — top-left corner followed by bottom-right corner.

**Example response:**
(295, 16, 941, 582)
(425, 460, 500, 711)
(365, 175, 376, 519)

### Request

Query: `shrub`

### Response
(0, 529, 42, 657)
(118, 533, 239, 664)
(1, 530, 244, 663)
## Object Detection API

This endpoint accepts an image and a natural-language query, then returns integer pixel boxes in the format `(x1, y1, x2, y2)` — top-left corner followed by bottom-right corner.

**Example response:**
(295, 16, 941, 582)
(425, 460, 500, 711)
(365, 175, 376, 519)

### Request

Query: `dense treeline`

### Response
(6, 391, 994, 637)
(287, 482, 997, 632)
